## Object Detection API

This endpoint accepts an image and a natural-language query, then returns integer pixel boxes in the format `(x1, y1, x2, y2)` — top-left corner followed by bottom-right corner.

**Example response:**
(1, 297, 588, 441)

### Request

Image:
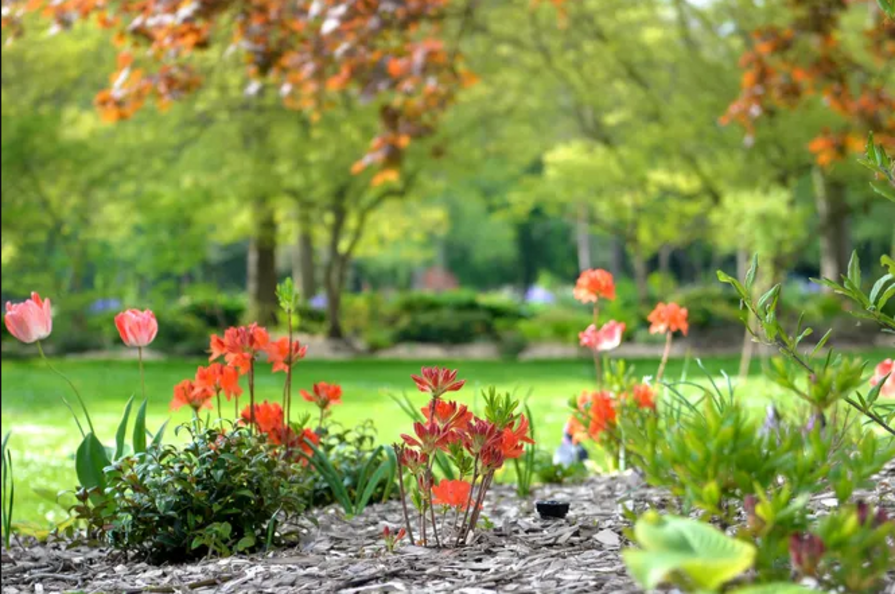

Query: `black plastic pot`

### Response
(536, 500, 570, 519)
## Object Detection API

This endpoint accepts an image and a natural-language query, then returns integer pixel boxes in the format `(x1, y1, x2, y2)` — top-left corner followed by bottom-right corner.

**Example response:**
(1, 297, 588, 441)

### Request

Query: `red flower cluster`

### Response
(209, 323, 271, 374)
(195, 363, 242, 401)
(241, 401, 319, 458)
(569, 391, 617, 442)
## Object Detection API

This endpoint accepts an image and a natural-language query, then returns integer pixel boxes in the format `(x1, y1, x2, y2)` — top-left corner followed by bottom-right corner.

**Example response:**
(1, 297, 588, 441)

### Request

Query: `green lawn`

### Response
(1, 350, 889, 525)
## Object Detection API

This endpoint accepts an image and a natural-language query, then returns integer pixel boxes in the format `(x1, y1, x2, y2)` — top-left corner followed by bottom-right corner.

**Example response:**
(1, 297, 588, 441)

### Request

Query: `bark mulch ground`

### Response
(2, 464, 893, 594)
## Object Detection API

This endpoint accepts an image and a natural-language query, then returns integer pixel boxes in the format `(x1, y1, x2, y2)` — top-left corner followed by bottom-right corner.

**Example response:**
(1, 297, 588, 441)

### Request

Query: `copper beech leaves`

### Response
(721, 0, 895, 166)
(1, 0, 478, 183)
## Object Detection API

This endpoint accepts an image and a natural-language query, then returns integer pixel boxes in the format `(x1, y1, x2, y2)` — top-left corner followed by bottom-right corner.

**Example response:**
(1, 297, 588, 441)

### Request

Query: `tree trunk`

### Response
(324, 257, 346, 339)
(247, 198, 279, 325)
(576, 203, 592, 271)
(658, 245, 672, 276)
(631, 244, 649, 305)
(292, 207, 317, 300)
(610, 236, 625, 277)
(813, 167, 851, 282)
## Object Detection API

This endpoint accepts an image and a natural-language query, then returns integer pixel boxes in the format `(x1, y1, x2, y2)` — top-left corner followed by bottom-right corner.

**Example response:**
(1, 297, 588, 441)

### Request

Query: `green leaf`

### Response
(846, 251, 861, 289)
(152, 419, 170, 449)
(732, 585, 816, 594)
(236, 534, 256, 552)
(622, 512, 756, 591)
(76, 433, 111, 492)
(114, 395, 135, 460)
(744, 254, 758, 291)
(133, 398, 149, 455)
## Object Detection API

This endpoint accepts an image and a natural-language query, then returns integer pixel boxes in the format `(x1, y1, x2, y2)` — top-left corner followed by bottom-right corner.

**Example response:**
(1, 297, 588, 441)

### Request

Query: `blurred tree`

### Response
(723, 0, 895, 280)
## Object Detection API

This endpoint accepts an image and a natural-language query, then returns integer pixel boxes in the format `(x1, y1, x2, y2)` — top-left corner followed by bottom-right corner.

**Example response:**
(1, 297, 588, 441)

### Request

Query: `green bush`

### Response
(669, 285, 742, 330)
(87, 424, 310, 561)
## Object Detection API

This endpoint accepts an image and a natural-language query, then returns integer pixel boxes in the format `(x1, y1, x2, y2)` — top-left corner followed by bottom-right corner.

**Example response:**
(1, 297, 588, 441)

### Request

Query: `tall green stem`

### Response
(37, 341, 94, 435)
(656, 331, 673, 382)
(138, 346, 147, 403)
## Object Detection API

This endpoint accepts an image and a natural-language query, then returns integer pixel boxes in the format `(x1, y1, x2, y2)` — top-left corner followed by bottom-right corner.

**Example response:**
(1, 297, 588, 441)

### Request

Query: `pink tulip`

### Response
(115, 309, 158, 348)
(4, 292, 53, 344)
(579, 320, 625, 352)
(871, 359, 894, 399)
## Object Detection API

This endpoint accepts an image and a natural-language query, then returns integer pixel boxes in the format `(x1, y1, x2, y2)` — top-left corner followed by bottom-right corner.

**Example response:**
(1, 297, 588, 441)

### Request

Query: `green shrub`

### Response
(87, 425, 310, 561)
(669, 285, 741, 330)
(517, 307, 593, 343)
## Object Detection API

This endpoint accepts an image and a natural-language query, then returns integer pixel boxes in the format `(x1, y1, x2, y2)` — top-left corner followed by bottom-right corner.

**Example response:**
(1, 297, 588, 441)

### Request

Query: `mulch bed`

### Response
(2, 464, 893, 594)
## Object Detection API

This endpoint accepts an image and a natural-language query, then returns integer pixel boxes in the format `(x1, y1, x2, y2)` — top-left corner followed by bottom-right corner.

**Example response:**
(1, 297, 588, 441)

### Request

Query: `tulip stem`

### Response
(138, 346, 147, 404)
(248, 360, 256, 434)
(37, 341, 94, 435)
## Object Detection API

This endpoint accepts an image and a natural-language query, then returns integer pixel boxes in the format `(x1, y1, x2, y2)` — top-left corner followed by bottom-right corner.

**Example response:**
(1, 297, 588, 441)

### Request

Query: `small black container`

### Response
(536, 500, 570, 519)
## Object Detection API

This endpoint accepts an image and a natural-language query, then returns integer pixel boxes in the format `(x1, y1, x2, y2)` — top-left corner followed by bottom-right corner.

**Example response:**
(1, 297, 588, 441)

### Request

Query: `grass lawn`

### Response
(2, 349, 890, 526)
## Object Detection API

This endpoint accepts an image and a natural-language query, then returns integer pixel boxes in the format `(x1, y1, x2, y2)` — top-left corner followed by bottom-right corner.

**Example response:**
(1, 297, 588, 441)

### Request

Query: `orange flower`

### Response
(411, 366, 466, 397)
(420, 400, 473, 429)
(647, 302, 689, 336)
(265, 337, 308, 373)
(240, 401, 284, 435)
(577, 391, 617, 439)
(300, 381, 343, 410)
(629, 383, 656, 410)
(499, 415, 535, 459)
(170, 379, 214, 413)
(573, 269, 616, 303)
(431, 479, 473, 509)
(195, 363, 242, 400)
(208, 324, 270, 374)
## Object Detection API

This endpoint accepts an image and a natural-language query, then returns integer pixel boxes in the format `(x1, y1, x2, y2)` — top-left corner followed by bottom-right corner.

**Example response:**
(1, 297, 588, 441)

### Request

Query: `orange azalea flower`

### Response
(240, 401, 285, 435)
(265, 337, 308, 373)
(648, 302, 689, 336)
(462, 418, 501, 456)
(170, 379, 214, 413)
(431, 479, 473, 509)
(871, 359, 894, 399)
(577, 391, 617, 439)
(480, 442, 506, 472)
(401, 421, 453, 454)
(499, 415, 535, 459)
(420, 400, 473, 430)
(209, 324, 270, 374)
(411, 366, 466, 397)
(573, 269, 616, 303)
(195, 363, 242, 401)
(629, 383, 656, 410)
(300, 381, 343, 410)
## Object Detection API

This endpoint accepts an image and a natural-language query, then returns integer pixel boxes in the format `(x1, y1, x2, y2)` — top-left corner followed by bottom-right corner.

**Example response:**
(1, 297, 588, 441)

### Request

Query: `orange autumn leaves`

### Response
(722, 1, 895, 166)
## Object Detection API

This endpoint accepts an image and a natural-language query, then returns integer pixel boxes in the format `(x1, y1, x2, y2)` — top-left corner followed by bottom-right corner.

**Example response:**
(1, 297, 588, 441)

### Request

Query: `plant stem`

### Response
(656, 331, 673, 382)
(465, 471, 493, 542)
(393, 446, 415, 545)
(456, 456, 479, 546)
(37, 341, 93, 435)
(285, 308, 294, 429)
(216, 391, 223, 426)
(592, 305, 602, 386)
(248, 360, 256, 434)
(138, 346, 147, 403)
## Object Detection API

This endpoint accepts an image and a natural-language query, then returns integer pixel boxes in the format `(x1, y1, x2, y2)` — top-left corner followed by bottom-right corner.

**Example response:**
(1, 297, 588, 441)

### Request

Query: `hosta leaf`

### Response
(623, 512, 756, 591)
(732, 584, 816, 594)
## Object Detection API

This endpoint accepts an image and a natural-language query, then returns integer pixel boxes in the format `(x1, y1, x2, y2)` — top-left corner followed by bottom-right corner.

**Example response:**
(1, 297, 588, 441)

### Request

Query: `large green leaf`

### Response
(732, 585, 816, 594)
(133, 397, 148, 455)
(623, 512, 756, 591)
(75, 433, 111, 492)
(114, 395, 135, 460)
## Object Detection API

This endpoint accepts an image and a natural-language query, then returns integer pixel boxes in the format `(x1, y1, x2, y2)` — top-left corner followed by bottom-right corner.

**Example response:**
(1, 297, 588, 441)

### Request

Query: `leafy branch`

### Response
(718, 257, 895, 437)
(858, 132, 895, 203)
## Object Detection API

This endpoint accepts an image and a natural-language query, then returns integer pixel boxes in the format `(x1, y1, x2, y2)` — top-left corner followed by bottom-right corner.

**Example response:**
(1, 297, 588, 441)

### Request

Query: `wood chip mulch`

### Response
(2, 464, 893, 594)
